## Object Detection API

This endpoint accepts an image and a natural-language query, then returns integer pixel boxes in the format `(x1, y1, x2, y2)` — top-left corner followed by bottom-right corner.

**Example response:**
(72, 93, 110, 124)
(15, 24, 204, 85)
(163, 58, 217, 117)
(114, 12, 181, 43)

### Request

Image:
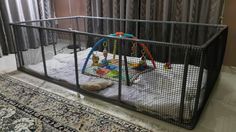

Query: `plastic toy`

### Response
(136, 56, 148, 71)
(96, 68, 110, 76)
(100, 42, 109, 66)
(92, 54, 99, 66)
(164, 62, 172, 69)
(101, 59, 109, 66)
(105, 65, 118, 70)
(103, 42, 108, 59)
(139, 49, 148, 69)
(129, 63, 139, 68)
(107, 70, 119, 78)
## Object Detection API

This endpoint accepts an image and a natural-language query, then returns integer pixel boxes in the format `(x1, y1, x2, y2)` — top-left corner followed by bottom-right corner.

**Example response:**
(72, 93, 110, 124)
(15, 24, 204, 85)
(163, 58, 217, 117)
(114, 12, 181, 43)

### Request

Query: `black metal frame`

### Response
(9, 16, 228, 129)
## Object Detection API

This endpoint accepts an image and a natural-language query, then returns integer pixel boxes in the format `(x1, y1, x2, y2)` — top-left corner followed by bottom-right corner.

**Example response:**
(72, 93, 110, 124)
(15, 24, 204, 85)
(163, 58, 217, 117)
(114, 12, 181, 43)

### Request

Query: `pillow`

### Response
(80, 79, 113, 91)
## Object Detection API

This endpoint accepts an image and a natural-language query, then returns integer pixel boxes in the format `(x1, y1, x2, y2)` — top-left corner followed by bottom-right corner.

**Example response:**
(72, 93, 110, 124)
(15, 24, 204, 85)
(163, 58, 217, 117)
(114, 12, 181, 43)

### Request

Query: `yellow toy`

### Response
(92, 54, 99, 66)
(164, 62, 172, 69)
(129, 63, 139, 68)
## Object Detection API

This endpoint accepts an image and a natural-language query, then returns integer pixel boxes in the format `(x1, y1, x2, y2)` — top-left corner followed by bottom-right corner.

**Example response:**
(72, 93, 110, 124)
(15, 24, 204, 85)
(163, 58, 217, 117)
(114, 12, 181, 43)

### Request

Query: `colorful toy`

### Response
(100, 42, 109, 66)
(136, 56, 148, 71)
(101, 59, 109, 66)
(82, 32, 157, 85)
(96, 68, 110, 76)
(92, 54, 99, 66)
(107, 70, 119, 78)
(164, 62, 172, 69)
(105, 65, 118, 70)
(129, 47, 148, 71)
(129, 63, 139, 68)
(103, 42, 108, 59)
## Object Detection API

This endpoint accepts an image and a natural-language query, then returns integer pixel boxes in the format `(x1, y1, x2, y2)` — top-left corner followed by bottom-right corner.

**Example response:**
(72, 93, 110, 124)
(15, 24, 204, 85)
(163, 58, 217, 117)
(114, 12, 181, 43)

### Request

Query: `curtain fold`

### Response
(86, 0, 225, 62)
(0, 0, 54, 57)
(0, 1, 14, 55)
(0, 9, 6, 57)
(86, 0, 225, 34)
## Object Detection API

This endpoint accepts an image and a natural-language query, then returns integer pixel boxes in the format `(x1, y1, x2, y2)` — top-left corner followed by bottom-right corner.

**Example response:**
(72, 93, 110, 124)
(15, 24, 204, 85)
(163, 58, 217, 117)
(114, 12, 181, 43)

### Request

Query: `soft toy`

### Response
(92, 54, 99, 66)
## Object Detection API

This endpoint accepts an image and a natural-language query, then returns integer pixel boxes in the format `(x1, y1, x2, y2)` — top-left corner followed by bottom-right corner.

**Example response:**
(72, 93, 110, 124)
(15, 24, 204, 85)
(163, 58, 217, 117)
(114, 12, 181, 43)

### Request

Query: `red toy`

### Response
(96, 68, 110, 76)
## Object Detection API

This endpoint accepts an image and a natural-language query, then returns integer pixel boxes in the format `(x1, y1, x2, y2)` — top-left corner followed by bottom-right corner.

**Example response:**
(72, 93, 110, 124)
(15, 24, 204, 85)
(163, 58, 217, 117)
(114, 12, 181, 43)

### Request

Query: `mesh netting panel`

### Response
(12, 17, 228, 129)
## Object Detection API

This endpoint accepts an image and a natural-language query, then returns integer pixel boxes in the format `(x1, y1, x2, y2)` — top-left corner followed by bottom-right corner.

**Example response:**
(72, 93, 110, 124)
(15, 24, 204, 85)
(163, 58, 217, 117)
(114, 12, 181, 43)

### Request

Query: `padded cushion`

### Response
(80, 79, 113, 91)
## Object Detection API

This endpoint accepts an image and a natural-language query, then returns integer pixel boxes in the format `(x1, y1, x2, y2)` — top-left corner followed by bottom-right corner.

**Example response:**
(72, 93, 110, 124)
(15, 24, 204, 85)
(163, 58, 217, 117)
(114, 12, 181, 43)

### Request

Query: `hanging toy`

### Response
(138, 56, 148, 70)
(92, 53, 99, 66)
(101, 41, 109, 66)
(135, 49, 147, 71)
(129, 41, 139, 68)
(131, 41, 137, 57)
(103, 48, 108, 59)
(164, 62, 172, 69)
(111, 39, 119, 64)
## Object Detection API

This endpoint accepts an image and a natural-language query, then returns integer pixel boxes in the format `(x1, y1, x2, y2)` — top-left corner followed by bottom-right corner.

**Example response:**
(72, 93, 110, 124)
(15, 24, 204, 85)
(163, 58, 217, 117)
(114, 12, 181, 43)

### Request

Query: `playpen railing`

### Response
(9, 16, 228, 129)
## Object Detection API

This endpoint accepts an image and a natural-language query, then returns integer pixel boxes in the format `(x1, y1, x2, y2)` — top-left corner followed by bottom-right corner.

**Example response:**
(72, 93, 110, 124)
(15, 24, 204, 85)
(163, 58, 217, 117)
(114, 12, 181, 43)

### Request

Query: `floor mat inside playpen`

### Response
(26, 48, 207, 120)
(84, 60, 154, 83)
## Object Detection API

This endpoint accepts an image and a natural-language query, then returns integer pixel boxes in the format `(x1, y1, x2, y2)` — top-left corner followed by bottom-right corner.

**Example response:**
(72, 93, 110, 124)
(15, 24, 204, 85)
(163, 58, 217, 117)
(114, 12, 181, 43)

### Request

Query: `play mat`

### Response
(82, 32, 156, 85)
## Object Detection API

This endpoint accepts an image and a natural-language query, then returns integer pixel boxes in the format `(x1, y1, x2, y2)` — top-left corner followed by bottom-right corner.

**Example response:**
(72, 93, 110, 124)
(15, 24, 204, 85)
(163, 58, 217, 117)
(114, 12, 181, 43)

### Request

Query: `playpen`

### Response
(10, 16, 228, 129)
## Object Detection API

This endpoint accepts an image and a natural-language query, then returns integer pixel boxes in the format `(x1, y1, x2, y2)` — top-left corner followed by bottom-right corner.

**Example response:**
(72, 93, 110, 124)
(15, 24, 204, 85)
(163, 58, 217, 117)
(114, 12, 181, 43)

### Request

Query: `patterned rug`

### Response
(0, 74, 149, 132)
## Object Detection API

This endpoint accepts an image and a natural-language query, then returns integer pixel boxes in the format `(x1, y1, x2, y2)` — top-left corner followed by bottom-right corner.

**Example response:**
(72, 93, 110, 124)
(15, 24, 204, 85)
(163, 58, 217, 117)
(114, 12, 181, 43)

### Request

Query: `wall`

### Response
(53, 0, 87, 42)
(53, 0, 86, 29)
(223, 0, 236, 66)
(53, 0, 86, 17)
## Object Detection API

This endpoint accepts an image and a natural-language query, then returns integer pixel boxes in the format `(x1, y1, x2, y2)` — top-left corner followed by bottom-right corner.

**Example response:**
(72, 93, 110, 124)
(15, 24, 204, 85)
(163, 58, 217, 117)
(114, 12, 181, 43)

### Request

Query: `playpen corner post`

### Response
(192, 49, 206, 124)
(12, 25, 25, 67)
(73, 32, 80, 89)
(10, 24, 21, 69)
(38, 28, 48, 76)
(218, 27, 228, 71)
(179, 47, 191, 122)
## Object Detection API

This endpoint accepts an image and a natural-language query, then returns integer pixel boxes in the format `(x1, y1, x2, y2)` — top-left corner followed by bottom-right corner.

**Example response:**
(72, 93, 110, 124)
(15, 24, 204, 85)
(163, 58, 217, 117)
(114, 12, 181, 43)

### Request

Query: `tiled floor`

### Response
(1, 55, 236, 132)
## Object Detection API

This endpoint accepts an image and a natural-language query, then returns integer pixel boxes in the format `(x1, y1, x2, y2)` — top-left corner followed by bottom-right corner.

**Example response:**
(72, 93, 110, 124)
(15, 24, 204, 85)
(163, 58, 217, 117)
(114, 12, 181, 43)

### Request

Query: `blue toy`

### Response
(105, 65, 118, 70)
(101, 59, 109, 66)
